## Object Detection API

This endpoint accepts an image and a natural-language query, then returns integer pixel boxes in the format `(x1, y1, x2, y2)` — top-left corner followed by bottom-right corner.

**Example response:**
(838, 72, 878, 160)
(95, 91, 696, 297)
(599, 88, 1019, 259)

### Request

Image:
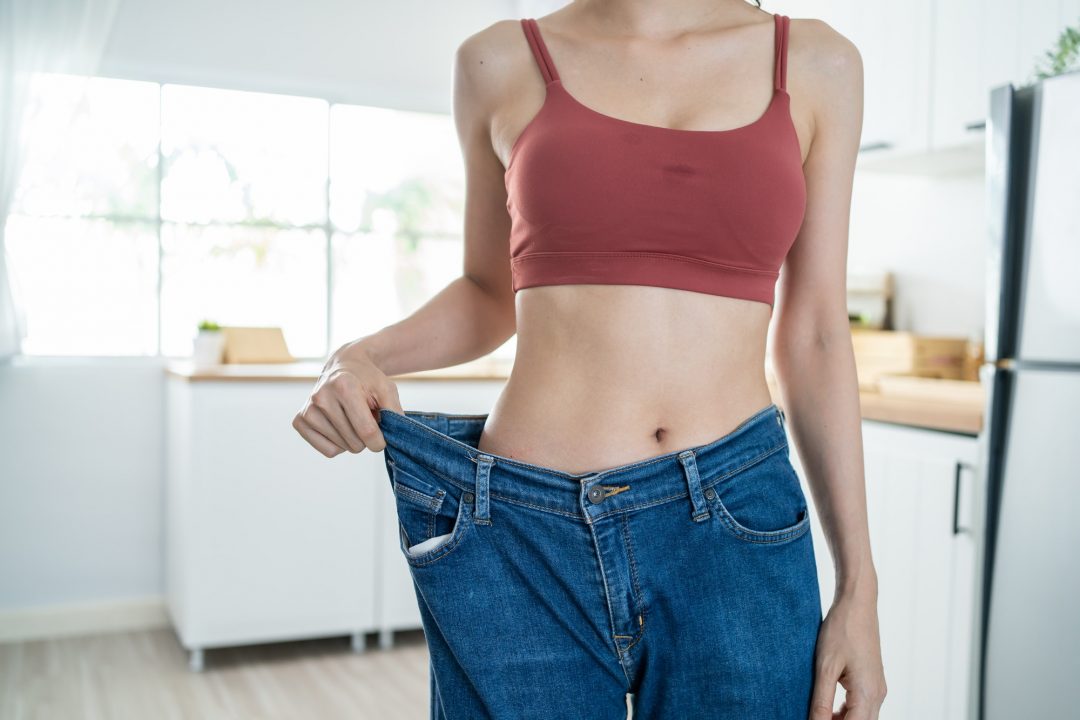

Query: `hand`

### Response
(809, 587, 887, 719)
(293, 343, 404, 456)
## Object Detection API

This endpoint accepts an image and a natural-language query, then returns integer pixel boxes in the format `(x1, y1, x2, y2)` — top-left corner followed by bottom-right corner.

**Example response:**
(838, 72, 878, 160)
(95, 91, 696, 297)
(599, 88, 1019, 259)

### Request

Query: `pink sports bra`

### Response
(504, 14, 805, 308)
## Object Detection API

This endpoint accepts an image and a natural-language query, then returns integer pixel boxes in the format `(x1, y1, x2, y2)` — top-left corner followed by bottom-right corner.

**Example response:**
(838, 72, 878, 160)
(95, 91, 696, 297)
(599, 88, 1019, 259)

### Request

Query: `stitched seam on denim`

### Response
(383, 404, 779, 481)
(387, 451, 473, 494)
(488, 493, 584, 520)
(588, 442, 787, 522)
(394, 483, 443, 510)
(391, 461, 447, 501)
(700, 441, 788, 491)
(619, 513, 646, 650)
(384, 412, 785, 519)
(403, 502, 473, 567)
(716, 512, 810, 544)
(585, 519, 632, 679)
(702, 444, 811, 543)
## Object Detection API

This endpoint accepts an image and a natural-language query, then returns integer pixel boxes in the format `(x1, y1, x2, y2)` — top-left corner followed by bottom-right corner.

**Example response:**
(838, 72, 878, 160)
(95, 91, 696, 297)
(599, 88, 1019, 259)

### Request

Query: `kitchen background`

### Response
(1, 0, 1077, 718)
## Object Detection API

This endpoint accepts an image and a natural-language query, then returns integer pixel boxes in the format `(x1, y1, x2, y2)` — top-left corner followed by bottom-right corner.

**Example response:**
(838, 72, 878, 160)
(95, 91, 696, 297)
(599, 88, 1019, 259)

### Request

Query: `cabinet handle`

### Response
(964, 119, 987, 132)
(952, 460, 974, 535)
(858, 140, 894, 153)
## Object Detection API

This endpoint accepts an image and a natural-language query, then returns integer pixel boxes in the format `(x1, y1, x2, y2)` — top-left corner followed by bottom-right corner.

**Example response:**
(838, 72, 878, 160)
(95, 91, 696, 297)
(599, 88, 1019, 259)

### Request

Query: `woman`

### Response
(295, 1, 886, 718)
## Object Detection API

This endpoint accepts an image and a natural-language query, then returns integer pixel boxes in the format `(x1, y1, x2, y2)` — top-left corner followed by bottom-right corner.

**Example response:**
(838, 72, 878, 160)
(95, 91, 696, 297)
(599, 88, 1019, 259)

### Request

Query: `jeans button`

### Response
(587, 486, 605, 504)
(463, 491, 474, 503)
(704, 487, 716, 500)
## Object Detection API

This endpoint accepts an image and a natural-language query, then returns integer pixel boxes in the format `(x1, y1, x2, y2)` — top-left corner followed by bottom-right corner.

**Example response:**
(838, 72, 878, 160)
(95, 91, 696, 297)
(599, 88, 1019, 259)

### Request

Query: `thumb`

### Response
(375, 379, 405, 416)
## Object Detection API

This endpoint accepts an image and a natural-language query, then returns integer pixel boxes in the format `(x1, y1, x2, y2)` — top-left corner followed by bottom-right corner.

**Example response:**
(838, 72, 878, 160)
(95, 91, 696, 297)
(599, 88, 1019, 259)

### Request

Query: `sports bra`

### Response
(504, 14, 805, 308)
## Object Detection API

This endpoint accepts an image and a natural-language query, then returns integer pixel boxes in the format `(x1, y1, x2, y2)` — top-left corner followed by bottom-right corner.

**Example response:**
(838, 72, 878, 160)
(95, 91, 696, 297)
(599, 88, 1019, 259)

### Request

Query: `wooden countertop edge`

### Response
(165, 362, 983, 436)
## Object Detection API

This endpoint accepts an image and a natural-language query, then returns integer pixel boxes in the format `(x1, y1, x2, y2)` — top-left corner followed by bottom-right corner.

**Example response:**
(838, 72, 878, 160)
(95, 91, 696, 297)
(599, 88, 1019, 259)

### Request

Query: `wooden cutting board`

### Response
(875, 373, 985, 405)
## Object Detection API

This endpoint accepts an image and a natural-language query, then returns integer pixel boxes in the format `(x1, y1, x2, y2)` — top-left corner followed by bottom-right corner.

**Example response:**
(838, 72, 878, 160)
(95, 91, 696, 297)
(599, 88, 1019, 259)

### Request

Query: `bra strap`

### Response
(773, 13, 789, 91)
(521, 18, 561, 84)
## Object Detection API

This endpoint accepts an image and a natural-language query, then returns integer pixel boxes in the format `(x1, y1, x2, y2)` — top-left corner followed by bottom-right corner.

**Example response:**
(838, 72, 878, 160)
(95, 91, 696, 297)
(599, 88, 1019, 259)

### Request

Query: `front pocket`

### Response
(704, 444, 811, 545)
(386, 453, 475, 567)
(391, 464, 447, 543)
(398, 495, 474, 567)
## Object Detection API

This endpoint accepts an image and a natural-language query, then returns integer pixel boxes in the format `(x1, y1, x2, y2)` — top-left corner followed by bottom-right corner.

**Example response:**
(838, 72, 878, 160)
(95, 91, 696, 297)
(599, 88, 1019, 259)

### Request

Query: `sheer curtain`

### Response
(0, 0, 122, 360)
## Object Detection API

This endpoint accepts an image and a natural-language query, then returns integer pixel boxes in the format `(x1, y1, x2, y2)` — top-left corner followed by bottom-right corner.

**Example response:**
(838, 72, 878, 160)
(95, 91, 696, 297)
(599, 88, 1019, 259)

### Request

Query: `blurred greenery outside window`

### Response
(6, 72, 517, 361)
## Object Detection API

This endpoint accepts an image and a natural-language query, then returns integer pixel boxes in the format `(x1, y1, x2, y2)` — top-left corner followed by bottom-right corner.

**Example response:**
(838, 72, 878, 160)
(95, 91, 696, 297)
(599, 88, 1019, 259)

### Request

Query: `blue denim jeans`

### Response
(377, 402, 823, 720)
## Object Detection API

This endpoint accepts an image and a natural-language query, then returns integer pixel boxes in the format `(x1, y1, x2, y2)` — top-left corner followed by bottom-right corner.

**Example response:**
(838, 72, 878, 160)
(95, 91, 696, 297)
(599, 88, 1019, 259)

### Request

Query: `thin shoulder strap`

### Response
(520, 18, 561, 84)
(773, 13, 789, 91)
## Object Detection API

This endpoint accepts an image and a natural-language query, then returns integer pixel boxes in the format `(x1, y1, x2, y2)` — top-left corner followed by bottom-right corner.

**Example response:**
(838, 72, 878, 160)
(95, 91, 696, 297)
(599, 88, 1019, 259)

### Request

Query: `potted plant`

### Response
(192, 319, 225, 368)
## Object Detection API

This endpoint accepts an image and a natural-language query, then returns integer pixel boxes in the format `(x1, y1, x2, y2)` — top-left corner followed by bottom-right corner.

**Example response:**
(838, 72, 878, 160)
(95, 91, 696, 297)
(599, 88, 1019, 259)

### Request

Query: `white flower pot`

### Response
(192, 330, 226, 368)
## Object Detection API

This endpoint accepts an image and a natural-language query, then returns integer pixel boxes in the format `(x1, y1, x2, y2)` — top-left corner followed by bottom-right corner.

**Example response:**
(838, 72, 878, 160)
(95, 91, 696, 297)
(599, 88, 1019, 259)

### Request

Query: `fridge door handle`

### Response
(953, 460, 974, 535)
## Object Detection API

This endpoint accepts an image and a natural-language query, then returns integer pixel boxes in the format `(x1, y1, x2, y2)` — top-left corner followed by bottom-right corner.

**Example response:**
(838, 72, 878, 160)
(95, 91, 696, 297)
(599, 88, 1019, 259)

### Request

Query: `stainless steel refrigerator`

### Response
(977, 69, 1080, 719)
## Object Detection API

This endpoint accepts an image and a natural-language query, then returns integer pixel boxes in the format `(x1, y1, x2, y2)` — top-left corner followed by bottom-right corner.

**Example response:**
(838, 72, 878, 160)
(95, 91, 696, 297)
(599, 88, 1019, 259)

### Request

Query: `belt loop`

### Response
(677, 450, 711, 522)
(474, 454, 494, 525)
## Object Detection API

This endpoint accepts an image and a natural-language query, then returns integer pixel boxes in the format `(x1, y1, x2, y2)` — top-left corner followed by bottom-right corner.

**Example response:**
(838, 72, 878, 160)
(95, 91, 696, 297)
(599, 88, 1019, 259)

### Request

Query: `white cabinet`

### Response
(164, 368, 509, 669)
(789, 420, 982, 719)
(774, 0, 1078, 170)
(164, 372, 381, 671)
(767, 0, 933, 160)
(934, 0, 1073, 153)
(932, 0, 989, 150)
(841, 0, 933, 157)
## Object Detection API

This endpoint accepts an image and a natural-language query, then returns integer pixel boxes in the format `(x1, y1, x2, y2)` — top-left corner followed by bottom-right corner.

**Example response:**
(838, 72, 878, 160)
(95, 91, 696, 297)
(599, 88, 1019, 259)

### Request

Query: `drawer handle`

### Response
(953, 460, 975, 535)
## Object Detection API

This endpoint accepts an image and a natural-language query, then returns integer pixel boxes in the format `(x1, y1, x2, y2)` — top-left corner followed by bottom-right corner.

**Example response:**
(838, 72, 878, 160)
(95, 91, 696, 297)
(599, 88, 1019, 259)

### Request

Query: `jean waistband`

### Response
(376, 402, 789, 521)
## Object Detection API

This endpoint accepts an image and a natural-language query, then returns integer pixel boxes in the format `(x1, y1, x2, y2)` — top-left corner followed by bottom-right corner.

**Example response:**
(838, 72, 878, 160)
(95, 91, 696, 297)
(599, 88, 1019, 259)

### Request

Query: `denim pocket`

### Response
(704, 444, 811, 545)
(385, 452, 475, 567)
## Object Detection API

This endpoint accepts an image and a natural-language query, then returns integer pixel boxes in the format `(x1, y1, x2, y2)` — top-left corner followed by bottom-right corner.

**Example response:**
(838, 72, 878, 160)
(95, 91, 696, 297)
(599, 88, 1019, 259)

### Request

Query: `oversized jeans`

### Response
(377, 402, 823, 719)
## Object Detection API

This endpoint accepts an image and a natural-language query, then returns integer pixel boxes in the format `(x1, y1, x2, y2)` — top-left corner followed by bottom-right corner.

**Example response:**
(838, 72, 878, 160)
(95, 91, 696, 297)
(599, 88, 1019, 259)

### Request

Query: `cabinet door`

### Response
(789, 421, 979, 719)
(763, 0, 932, 156)
(931, 0, 988, 149)
(830, 0, 933, 156)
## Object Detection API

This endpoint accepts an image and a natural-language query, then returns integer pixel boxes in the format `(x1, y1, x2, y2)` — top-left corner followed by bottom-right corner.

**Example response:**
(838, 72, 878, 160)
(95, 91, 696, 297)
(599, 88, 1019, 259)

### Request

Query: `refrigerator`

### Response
(977, 69, 1080, 719)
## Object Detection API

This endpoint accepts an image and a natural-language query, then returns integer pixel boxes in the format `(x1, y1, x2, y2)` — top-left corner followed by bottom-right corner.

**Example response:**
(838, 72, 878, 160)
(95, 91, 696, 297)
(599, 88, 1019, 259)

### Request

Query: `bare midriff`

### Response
(475, 283, 775, 475)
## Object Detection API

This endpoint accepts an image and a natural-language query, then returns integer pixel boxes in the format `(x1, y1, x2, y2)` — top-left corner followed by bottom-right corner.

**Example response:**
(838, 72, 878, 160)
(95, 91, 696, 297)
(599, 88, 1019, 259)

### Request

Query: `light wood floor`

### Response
(0, 628, 432, 719)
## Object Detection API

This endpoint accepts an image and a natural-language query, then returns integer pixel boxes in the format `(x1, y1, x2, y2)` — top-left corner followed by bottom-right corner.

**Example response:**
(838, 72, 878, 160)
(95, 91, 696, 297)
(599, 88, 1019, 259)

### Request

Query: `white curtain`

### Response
(0, 0, 123, 360)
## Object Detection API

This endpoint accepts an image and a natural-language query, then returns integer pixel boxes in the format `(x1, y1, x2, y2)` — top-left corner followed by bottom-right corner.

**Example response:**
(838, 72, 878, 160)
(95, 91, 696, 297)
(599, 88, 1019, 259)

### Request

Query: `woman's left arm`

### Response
(769, 18, 887, 720)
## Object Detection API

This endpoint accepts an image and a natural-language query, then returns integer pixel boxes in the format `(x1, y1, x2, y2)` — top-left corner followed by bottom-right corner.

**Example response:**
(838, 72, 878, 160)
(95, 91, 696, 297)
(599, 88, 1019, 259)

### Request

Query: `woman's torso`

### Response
(478, 286, 775, 475)
(474, 11, 808, 475)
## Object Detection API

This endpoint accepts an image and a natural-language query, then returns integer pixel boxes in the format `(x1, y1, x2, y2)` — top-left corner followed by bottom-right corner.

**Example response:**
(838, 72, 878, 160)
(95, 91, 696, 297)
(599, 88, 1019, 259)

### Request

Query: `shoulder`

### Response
(787, 17, 862, 96)
(452, 19, 532, 113)
(786, 17, 863, 135)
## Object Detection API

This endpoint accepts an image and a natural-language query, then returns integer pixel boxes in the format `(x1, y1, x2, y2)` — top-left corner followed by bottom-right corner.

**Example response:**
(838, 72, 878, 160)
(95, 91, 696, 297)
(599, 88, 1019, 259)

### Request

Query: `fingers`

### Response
(312, 379, 366, 453)
(354, 379, 403, 453)
(377, 377, 404, 415)
(293, 361, 403, 457)
(292, 412, 345, 458)
(833, 692, 876, 720)
(300, 401, 353, 452)
(808, 664, 839, 720)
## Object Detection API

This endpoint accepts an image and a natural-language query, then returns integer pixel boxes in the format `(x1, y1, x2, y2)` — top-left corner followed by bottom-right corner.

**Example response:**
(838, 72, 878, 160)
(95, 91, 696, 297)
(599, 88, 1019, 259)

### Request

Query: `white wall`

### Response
(0, 359, 164, 609)
(849, 170, 986, 340)
(97, 0, 517, 111)
(0, 0, 988, 628)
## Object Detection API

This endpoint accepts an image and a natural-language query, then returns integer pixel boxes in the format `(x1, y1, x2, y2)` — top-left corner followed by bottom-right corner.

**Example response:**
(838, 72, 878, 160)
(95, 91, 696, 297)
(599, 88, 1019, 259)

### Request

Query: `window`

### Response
(5, 73, 516, 361)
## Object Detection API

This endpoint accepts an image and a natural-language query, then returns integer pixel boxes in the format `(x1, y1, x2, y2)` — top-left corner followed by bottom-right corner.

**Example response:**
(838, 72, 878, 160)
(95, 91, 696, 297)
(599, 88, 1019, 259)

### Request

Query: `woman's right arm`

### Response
(293, 21, 521, 457)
